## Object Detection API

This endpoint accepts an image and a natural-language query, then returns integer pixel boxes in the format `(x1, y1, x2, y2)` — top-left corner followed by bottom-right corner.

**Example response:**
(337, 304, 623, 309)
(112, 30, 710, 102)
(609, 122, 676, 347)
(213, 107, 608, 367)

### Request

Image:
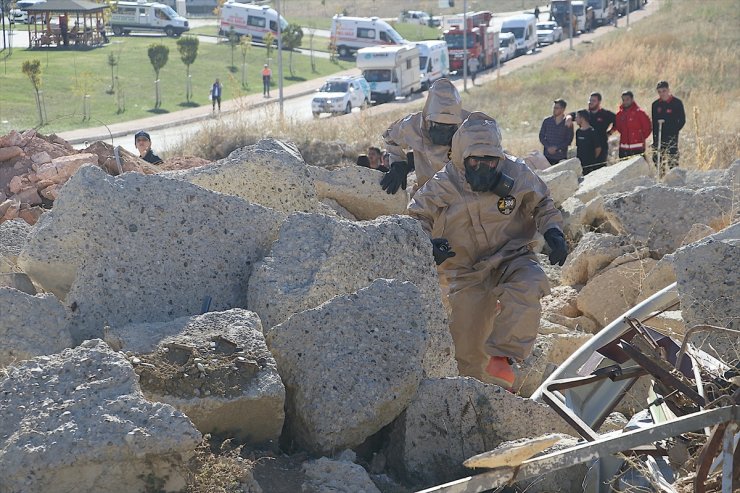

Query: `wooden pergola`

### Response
(25, 0, 109, 49)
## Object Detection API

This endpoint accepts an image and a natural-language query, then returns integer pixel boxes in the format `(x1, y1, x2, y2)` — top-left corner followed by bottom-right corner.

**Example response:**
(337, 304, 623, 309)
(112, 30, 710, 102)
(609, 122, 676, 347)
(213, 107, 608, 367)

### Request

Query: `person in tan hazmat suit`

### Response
(408, 112, 569, 389)
(380, 78, 470, 194)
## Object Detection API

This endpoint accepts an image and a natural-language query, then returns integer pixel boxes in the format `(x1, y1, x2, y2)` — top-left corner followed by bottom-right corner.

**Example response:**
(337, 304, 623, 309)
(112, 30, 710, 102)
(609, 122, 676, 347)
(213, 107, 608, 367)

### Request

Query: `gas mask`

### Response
(428, 122, 458, 146)
(464, 156, 514, 196)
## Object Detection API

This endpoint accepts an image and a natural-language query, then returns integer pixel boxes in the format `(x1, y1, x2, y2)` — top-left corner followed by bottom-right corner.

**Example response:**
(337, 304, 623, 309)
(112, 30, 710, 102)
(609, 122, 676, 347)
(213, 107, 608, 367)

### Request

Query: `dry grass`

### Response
(173, 0, 740, 170)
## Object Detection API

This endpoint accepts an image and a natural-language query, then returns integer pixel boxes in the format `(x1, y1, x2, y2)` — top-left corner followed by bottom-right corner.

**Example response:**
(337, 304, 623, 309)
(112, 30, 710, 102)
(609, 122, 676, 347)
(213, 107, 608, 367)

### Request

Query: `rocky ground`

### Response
(0, 132, 738, 492)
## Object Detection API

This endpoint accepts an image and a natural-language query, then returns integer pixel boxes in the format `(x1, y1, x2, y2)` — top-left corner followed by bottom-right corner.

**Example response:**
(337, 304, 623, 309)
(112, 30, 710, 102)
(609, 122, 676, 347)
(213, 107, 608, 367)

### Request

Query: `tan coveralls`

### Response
(408, 113, 564, 381)
(383, 78, 470, 190)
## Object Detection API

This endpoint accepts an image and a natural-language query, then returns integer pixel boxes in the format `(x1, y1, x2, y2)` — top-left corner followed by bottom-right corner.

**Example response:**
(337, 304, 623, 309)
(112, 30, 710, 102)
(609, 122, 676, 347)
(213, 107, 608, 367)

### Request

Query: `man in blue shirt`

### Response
(538, 98, 574, 165)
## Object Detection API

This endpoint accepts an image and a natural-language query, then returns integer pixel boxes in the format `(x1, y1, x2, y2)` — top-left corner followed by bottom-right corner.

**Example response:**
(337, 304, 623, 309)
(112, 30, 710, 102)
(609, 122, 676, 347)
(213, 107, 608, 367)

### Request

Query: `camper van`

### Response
(219, 1, 288, 41)
(356, 44, 421, 104)
(500, 14, 537, 55)
(330, 15, 407, 58)
(415, 40, 449, 90)
(110, 1, 189, 37)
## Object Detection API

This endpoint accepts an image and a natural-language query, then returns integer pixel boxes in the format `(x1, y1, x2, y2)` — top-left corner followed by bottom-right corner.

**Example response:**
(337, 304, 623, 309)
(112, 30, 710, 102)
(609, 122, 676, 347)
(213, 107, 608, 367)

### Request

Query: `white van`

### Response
(110, 1, 189, 37)
(415, 40, 449, 90)
(219, 1, 288, 42)
(498, 32, 517, 62)
(9, 0, 46, 24)
(500, 14, 537, 55)
(330, 15, 407, 58)
(356, 44, 421, 103)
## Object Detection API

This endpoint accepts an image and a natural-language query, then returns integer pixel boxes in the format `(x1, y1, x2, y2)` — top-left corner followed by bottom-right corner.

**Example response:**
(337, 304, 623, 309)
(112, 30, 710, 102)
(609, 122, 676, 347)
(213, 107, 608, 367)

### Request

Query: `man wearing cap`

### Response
(651, 81, 685, 169)
(380, 78, 470, 194)
(134, 131, 163, 165)
(538, 98, 574, 165)
(262, 64, 272, 98)
(408, 112, 567, 389)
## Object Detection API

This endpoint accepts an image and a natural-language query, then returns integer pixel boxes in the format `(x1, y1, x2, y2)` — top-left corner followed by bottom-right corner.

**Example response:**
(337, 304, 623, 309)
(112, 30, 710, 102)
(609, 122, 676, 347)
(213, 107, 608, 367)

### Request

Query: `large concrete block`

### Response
(163, 138, 326, 214)
(309, 165, 408, 220)
(561, 232, 647, 286)
(537, 157, 583, 178)
(603, 185, 734, 256)
(0, 218, 31, 267)
(539, 169, 579, 207)
(0, 339, 201, 493)
(0, 287, 72, 367)
(114, 309, 285, 447)
(674, 225, 739, 361)
(17, 165, 284, 342)
(559, 195, 606, 240)
(515, 332, 592, 397)
(248, 213, 457, 378)
(266, 279, 427, 455)
(302, 457, 381, 493)
(386, 377, 573, 487)
(574, 155, 652, 203)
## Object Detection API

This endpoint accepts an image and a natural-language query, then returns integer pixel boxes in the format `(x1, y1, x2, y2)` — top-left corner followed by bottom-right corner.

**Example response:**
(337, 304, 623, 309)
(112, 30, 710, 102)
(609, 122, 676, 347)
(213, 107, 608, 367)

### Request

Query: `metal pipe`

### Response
(276, 0, 284, 119)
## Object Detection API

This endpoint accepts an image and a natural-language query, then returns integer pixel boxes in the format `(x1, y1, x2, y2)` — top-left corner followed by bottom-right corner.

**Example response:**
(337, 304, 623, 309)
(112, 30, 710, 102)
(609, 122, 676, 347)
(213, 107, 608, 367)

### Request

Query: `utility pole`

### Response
(626, 0, 631, 28)
(463, 0, 468, 92)
(277, 0, 284, 119)
(568, 0, 574, 50)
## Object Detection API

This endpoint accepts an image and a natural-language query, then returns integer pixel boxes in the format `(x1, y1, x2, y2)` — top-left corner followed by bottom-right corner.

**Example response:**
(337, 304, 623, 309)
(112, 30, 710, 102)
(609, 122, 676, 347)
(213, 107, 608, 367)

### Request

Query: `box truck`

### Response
(356, 44, 421, 104)
(415, 40, 449, 90)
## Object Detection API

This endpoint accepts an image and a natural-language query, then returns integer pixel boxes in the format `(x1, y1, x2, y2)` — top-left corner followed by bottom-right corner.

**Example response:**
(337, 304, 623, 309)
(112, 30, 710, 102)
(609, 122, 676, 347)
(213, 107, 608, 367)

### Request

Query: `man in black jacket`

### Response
(134, 131, 163, 165)
(651, 80, 685, 170)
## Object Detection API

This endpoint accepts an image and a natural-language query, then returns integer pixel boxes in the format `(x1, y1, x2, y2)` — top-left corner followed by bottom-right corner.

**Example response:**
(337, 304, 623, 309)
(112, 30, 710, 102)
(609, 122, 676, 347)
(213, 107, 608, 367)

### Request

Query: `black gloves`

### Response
(544, 228, 568, 266)
(431, 238, 456, 266)
(380, 161, 411, 194)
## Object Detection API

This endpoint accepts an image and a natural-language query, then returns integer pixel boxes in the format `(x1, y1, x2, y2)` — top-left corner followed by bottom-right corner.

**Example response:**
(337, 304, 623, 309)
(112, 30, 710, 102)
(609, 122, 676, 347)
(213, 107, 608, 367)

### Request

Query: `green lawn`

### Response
(391, 22, 442, 42)
(0, 36, 353, 134)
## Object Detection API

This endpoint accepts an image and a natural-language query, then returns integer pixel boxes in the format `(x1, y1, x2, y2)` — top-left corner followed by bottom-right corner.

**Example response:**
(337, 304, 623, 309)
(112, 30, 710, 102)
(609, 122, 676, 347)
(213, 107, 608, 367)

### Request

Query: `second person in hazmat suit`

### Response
(408, 112, 568, 389)
(380, 78, 470, 194)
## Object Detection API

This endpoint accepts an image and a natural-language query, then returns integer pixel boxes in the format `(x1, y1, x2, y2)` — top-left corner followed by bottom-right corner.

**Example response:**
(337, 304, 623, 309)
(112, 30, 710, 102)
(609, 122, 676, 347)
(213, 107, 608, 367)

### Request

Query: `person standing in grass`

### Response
(538, 98, 573, 165)
(210, 78, 222, 112)
(262, 64, 272, 97)
(575, 109, 601, 174)
(651, 80, 685, 169)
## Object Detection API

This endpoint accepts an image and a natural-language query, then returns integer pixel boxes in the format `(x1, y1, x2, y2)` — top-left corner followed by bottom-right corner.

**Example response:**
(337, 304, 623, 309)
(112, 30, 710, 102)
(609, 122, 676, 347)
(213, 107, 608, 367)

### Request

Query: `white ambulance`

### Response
(110, 1, 189, 37)
(356, 44, 421, 104)
(330, 15, 407, 58)
(415, 40, 449, 90)
(219, 1, 288, 42)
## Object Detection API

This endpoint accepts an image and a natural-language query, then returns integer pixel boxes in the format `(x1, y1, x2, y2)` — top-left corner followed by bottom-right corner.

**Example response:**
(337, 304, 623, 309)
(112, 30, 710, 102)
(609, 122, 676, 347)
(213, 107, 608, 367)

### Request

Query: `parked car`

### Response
(536, 21, 563, 45)
(398, 10, 430, 26)
(312, 75, 371, 117)
(9, 0, 46, 24)
(498, 31, 517, 62)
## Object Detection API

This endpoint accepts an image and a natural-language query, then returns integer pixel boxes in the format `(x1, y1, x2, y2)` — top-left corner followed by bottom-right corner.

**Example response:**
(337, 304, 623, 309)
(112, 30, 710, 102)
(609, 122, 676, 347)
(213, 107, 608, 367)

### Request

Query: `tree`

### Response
(239, 35, 252, 88)
(227, 26, 239, 70)
(176, 36, 199, 102)
(22, 59, 44, 125)
(106, 52, 119, 94)
(263, 31, 274, 62)
(147, 43, 169, 108)
(281, 24, 303, 78)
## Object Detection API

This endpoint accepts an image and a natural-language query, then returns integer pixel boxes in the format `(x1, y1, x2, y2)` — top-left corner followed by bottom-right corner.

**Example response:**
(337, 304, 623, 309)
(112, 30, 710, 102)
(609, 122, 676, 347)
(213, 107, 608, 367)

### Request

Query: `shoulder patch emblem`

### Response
(497, 195, 516, 215)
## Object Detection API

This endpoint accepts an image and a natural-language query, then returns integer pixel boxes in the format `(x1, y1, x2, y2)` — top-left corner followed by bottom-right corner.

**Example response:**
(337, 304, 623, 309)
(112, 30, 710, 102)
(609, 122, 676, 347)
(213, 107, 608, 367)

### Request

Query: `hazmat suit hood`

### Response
(422, 78, 464, 126)
(450, 112, 504, 169)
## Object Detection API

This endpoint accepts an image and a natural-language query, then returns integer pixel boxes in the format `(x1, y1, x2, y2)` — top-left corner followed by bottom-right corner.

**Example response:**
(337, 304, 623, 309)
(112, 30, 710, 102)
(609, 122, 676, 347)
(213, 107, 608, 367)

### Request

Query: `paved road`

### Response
(56, 1, 659, 153)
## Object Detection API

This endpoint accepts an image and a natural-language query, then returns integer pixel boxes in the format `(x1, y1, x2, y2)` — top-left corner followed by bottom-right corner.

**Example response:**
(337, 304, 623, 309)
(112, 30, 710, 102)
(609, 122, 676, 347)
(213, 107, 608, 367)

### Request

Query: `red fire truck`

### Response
(442, 11, 499, 72)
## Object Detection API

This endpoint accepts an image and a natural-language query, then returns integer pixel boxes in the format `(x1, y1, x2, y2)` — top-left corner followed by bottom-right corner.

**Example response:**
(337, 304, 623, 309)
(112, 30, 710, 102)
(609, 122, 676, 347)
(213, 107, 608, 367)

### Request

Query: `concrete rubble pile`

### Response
(0, 136, 738, 492)
(0, 130, 158, 226)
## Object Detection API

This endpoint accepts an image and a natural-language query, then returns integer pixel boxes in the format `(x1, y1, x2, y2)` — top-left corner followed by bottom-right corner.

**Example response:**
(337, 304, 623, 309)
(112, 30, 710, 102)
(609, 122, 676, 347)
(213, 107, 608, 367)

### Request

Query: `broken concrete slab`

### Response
(35, 153, 98, 184)
(538, 169, 579, 207)
(0, 218, 32, 267)
(603, 185, 734, 256)
(538, 157, 583, 178)
(17, 165, 284, 342)
(559, 195, 606, 241)
(163, 138, 326, 214)
(637, 254, 676, 302)
(0, 339, 202, 493)
(248, 213, 457, 378)
(117, 309, 285, 447)
(561, 232, 647, 286)
(674, 226, 739, 360)
(573, 155, 652, 203)
(464, 433, 569, 469)
(0, 287, 71, 367)
(302, 457, 381, 493)
(386, 377, 573, 487)
(266, 279, 427, 455)
(576, 258, 657, 327)
(309, 165, 408, 220)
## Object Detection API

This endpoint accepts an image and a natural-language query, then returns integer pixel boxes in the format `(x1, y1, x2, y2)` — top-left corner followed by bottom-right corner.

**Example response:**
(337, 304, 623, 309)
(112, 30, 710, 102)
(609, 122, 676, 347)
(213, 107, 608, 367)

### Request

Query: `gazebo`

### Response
(25, 0, 109, 48)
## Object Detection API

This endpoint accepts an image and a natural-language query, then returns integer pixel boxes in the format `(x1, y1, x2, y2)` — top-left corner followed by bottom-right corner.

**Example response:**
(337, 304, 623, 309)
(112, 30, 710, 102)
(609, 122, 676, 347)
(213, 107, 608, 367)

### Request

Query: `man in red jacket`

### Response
(614, 91, 652, 159)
